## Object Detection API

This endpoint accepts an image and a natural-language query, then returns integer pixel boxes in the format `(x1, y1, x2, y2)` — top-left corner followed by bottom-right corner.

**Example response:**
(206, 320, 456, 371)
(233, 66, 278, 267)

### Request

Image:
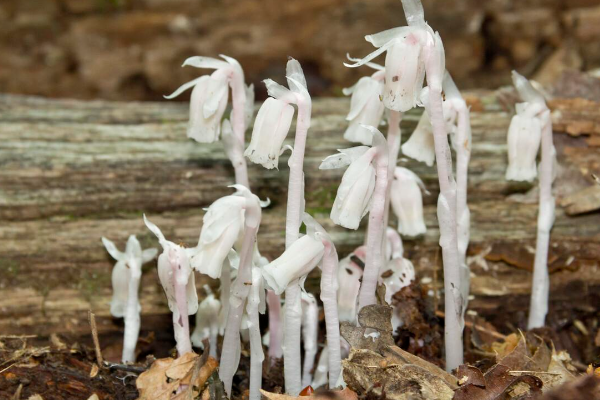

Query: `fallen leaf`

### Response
(136, 357, 180, 400)
(260, 388, 358, 400)
(538, 374, 600, 400)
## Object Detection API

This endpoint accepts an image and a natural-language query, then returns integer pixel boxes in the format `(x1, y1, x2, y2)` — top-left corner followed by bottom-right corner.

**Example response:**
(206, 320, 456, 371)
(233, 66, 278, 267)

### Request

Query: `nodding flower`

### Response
(144, 215, 198, 356)
(191, 285, 221, 358)
(190, 185, 269, 279)
(506, 102, 546, 182)
(402, 110, 435, 166)
(390, 167, 428, 237)
(320, 127, 387, 230)
(165, 55, 249, 143)
(245, 58, 310, 169)
(336, 247, 365, 323)
(261, 227, 324, 296)
(342, 76, 385, 145)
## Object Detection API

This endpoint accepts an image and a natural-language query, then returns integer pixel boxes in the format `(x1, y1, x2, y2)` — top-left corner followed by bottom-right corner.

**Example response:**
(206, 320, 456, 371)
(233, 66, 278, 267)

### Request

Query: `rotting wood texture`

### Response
(0, 92, 599, 339)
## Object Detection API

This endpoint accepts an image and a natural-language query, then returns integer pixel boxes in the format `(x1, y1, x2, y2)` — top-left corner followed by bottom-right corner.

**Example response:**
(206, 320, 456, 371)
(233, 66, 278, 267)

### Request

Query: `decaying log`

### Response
(0, 93, 599, 340)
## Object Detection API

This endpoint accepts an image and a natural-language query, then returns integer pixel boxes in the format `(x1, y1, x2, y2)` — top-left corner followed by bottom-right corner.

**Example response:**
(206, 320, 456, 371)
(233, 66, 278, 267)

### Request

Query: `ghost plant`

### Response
(402, 110, 435, 166)
(346, 0, 464, 370)
(191, 285, 221, 358)
(143, 216, 198, 357)
(213, 186, 263, 396)
(165, 55, 254, 187)
(321, 125, 389, 311)
(443, 72, 472, 314)
(508, 71, 555, 330)
(102, 235, 157, 363)
(245, 58, 312, 396)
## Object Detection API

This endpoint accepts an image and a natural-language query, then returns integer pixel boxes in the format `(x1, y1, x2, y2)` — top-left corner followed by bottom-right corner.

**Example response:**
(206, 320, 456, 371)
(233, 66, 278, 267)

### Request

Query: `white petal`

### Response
(383, 37, 425, 112)
(346, 77, 381, 121)
(286, 58, 307, 91)
(319, 146, 370, 170)
(390, 170, 427, 236)
(142, 248, 158, 264)
(220, 54, 244, 80)
(401, 0, 426, 27)
(402, 111, 435, 166)
(346, 54, 385, 71)
(102, 237, 125, 262)
(511, 70, 545, 105)
(110, 260, 129, 318)
(143, 214, 167, 248)
(125, 235, 142, 264)
(203, 75, 229, 119)
(183, 56, 230, 70)
(261, 235, 324, 295)
(505, 113, 541, 182)
(164, 76, 204, 100)
(344, 40, 396, 68)
(263, 79, 294, 101)
(365, 26, 416, 47)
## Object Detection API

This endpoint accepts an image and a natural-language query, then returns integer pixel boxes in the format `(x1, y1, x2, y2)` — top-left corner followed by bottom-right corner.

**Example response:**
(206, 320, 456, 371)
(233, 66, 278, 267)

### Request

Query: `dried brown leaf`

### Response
(453, 364, 542, 400)
(259, 388, 358, 400)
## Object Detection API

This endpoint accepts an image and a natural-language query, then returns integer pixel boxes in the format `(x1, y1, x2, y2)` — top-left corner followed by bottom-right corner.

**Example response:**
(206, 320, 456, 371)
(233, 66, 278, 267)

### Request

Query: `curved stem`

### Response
(229, 70, 250, 188)
(528, 117, 554, 329)
(173, 268, 192, 357)
(283, 97, 311, 396)
(247, 268, 265, 400)
(219, 224, 258, 395)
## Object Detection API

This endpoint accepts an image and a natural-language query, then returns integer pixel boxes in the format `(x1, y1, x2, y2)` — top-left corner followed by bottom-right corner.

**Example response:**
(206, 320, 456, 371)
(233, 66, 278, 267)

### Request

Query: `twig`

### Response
(103, 361, 147, 374)
(88, 310, 104, 367)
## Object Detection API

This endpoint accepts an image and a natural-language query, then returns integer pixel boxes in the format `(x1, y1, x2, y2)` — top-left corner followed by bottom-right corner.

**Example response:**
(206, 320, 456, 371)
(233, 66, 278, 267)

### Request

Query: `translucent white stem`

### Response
(122, 273, 141, 363)
(247, 268, 265, 400)
(219, 224, 258, 396)
(219, 259, 231, 337)
(319, 242, 341, 388)
(427, 82, 463, 371)
(229, 68, 250, 188)
(173, 267, 192, 357)
(358, 148, 389, 310)
(301, 297, 319, 388)
(455, 105, 471, 316)
(266, 290, 283, 361)
(283, 97, 311, 395)
(383, 111, 403, 234)
(528, 117, 554, 329)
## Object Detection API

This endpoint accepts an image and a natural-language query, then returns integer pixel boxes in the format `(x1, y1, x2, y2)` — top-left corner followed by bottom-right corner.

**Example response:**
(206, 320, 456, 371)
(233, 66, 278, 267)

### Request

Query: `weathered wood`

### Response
(0, 93, 599, 339)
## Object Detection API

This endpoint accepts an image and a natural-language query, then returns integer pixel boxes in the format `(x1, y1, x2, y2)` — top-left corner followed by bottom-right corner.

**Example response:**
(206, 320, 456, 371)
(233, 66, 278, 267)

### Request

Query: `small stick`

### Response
(103, 361, 147, 374)
(88, 310, 104, 367)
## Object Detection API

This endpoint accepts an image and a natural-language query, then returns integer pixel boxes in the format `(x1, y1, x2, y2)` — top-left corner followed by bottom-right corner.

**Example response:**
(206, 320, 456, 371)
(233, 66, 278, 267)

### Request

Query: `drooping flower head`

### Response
(336, 247, 365, 323)
(320, 126, 387, 229)
(190, 185, 268, 279)
(102, 235, 158, 318)
(345, 0, 446, 111)
(261, 215, 325, 295)
(342, 68, 385, 145)
(390, 167, 428, 237)
(245, 58, 310, 169)
(165, 55, 253, 143)
(506, 71, 550, 182)
(143, 215, 199, 317)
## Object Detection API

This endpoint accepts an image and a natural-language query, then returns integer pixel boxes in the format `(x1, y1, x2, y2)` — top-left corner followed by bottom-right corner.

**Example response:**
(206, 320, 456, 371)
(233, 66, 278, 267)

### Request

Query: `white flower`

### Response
(506, 102, 543, 182)
(102, 235, 157, 318)
(245, 58, 310, 169)
(143, 215, 198, 316)
(402, 110, 435, 166)
(165, 55, 243, 143)
(390, 167, 427, 236)
(191, 185, 266, 279)
(191, 287, 221, 349)
(342, 76, 385, 145)
(336, 248, 365, 323)
(261, 234, 324, 295)
(244, 97, 294, 169)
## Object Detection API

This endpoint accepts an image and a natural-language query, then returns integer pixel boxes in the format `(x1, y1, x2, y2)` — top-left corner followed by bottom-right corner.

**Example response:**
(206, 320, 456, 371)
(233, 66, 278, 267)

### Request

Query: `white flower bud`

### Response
(337, 249, 364, 323)
(343, 77, 385, 145)
(261, 235, 324, 295)
(390, 167, 427, 236)
(379, 257, 415, 304)
(506, 102, 543, 182)
(244, 97, 294, 169)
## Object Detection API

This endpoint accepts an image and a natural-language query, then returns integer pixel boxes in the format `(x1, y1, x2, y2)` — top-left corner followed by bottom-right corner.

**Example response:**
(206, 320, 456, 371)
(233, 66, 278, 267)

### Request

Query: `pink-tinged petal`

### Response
(365, 26, 416, 47)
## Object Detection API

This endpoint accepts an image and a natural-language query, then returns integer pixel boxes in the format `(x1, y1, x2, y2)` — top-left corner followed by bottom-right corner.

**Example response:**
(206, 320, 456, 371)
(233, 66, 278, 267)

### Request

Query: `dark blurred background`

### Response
(1, 0, 599, 101)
